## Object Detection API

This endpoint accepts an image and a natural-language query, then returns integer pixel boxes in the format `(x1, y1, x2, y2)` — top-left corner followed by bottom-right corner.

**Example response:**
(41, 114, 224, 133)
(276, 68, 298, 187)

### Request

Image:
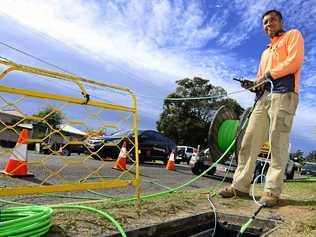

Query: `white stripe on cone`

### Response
(169, 152, 175, 161)
(118, 146, 127, 158)
(10, 143, 27, 161)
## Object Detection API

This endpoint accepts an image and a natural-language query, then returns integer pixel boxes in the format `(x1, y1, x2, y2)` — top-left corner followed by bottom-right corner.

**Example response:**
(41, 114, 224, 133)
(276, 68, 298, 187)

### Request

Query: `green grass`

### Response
(51, 182, 316, 236)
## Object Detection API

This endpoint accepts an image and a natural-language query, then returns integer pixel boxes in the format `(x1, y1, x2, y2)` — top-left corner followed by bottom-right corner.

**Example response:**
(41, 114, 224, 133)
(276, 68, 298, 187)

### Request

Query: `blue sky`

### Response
(0, 0, 315, 153)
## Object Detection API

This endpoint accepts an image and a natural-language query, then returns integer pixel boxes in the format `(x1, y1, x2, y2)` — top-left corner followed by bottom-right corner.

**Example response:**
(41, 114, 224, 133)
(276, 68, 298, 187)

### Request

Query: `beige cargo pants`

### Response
(232, 91, 298, 197)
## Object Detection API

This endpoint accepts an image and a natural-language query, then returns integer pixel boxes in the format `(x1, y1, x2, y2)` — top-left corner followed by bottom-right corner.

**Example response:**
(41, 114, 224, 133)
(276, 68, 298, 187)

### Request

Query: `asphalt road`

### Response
(0, 151, 229, 204)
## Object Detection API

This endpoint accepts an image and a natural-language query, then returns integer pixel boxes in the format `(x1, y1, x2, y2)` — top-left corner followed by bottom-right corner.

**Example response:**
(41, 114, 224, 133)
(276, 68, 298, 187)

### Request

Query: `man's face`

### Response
(262, 12, 283, 38)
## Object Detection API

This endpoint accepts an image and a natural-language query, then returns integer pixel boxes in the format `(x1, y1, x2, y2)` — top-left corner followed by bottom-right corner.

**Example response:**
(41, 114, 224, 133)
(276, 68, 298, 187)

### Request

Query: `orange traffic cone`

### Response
(2, 129, 33, 177)
(166, 150, 176, 171)
(112, 141, 127, 171)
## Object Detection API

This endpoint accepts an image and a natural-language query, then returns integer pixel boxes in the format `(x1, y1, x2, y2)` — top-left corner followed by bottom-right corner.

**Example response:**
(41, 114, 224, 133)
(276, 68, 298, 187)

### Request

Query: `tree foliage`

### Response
(305, 150, 316, 163)
(33, 106, 64, 135)
(156, 77, 244, 148)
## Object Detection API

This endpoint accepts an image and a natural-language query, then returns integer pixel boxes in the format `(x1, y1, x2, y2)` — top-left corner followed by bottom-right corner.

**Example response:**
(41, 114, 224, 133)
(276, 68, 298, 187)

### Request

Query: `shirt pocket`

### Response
(272, 41, 287, 62)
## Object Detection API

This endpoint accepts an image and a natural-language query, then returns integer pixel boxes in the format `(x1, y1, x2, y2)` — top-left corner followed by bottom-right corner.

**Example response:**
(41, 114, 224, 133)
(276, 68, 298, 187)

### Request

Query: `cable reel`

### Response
(208, 106, 252, 164)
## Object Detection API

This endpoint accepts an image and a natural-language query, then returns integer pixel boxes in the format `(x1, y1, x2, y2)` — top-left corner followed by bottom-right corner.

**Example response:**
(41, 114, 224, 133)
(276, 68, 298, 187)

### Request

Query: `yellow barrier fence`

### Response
(0, 59, 141, 204)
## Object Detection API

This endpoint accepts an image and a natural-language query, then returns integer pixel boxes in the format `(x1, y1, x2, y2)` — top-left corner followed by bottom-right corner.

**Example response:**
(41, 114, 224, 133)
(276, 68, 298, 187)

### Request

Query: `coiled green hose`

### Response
(0, 118, 246, 237)
(217, 120, 240, 153)
(0, 203, 127, 237)
(0, 206, 53, 237)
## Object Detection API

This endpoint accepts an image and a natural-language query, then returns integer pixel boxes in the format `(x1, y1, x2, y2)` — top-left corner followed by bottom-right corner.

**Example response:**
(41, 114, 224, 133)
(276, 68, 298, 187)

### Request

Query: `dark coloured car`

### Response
(301, 162, 316, 176)
(87, 130, 176, 164)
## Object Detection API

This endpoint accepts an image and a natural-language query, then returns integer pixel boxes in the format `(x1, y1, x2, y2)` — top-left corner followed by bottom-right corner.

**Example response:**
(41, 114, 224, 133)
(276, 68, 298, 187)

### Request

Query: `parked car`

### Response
(86, 136, 104, 151)
(87, 130, 176, 164)
(189, 148, 296, 180)
(189, 148, 216, 175)
(176, 146, 195, 164)
(301, 162, 316, 176)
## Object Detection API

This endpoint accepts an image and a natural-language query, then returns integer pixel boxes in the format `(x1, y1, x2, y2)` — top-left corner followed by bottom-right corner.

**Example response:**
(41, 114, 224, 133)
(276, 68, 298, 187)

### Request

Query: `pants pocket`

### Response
(279, 92, 299, 114)
(276, 110, 294, 132)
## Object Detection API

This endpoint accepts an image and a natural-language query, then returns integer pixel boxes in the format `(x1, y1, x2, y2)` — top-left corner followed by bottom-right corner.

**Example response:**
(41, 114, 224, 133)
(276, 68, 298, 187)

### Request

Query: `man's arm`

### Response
(266, 29, 304, 80)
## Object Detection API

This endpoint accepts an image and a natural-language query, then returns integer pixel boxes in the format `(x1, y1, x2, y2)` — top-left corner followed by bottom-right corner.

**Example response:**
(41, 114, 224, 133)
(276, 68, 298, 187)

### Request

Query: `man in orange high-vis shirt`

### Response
(219, 10, 304, 207)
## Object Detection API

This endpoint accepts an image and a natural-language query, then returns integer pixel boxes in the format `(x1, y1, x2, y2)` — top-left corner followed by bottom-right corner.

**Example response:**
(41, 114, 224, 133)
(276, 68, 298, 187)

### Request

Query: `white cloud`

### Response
(292, 103, 316, 146)
(302, 74, 316, 88)
(0, 1, 224, 81)
(217, 0, 272, 48)
(0, 0, 248, 99)
(0, 0, 315, 151)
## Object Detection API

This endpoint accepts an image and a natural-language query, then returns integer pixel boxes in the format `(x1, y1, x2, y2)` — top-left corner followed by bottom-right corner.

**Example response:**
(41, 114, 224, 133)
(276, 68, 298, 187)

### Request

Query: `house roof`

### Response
(18, 123, 33, 129)
(57, 124, 87, 136)
(0, 109, 24, 118)
(0, 109, 86, 136)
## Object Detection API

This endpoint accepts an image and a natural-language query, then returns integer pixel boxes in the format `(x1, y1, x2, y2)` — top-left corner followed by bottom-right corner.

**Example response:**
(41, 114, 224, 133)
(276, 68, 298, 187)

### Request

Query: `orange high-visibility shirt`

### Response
(257, 29, 304, 94)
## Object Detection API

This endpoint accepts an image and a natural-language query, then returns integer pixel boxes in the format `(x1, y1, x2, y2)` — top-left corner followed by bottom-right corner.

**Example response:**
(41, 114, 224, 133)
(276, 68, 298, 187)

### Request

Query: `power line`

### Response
(0, 10, 163, 93)
(0, 41, 75, 76)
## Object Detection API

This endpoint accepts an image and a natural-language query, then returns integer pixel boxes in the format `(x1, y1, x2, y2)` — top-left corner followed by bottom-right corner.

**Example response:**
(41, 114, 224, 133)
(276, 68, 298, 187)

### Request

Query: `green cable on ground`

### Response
(238, 218, 253, 237)
(133, 116, 250, 203)
(40, 193, 102, 200)
(237, 202, 264, 236)
(108, 136, 238, 204)
(49, 205, 127, 237)
(0, 200, 127, 237)
(0, 205, 53, 237)
(85, 189, 115, 199)
(0, 138, 236, 237)
(0, 117, 248, 237)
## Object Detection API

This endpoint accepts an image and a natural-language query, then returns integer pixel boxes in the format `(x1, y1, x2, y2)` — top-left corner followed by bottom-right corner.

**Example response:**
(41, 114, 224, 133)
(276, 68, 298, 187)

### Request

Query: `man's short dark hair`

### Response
(262, 10, 283, 20)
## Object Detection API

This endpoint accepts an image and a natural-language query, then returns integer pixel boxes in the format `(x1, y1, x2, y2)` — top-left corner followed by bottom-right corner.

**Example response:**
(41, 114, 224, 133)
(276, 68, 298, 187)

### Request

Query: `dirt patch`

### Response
(49, 181, 316, 236)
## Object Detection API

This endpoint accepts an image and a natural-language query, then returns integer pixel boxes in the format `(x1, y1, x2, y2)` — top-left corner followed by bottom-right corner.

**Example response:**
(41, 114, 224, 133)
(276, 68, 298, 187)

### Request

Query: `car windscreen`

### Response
(187, 148, 193, 153)
(108, 130, 135, 138)
(303, 163, 316, 171)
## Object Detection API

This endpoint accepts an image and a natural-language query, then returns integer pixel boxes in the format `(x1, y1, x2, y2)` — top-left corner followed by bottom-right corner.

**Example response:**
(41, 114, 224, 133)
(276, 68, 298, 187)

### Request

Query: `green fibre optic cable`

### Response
(0, 116, 250, 237)
(0, 206, 53, 237)
(0, 202, 127, 237)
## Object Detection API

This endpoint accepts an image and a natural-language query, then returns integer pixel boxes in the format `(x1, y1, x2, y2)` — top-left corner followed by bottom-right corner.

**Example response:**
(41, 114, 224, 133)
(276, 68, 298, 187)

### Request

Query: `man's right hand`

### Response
(241, 79, 266, 93)
(241, 79, 255, 90)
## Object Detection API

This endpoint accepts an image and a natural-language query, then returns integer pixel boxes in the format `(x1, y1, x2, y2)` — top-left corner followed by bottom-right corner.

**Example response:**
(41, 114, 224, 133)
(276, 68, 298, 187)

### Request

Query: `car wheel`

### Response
(253, 163, 268, 183)
(207, 166, 216, 175)
(163, 157, 168, 165)
(253, 166, 262, 183)
(191, 162, 204, 175)
(91, 154, 100, 160)
(286, 167, 295, 180)
(286, 161, 295, 180)
(63, 149, 70, 156)
(139, 155, 145, 164)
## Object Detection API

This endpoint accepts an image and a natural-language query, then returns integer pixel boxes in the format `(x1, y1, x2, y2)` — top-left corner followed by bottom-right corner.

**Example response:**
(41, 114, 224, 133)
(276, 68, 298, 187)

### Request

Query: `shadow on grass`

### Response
(278, 198, 316, 207)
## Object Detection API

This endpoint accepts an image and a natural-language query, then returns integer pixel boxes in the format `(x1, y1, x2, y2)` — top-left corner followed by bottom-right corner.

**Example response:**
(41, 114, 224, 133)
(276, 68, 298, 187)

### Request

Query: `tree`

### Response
(305, 150, 316, 163)
(156, 77, 244, 148)
(33, 106, 64, 138)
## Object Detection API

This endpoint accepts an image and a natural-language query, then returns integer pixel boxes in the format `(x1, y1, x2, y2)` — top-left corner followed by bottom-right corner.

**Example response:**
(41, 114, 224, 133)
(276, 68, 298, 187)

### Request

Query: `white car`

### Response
(176, 146, 195, 164)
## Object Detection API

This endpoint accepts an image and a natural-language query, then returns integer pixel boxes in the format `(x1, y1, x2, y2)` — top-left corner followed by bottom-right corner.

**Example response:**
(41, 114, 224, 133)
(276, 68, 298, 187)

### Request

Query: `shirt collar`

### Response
(266, 30, 286, 48)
